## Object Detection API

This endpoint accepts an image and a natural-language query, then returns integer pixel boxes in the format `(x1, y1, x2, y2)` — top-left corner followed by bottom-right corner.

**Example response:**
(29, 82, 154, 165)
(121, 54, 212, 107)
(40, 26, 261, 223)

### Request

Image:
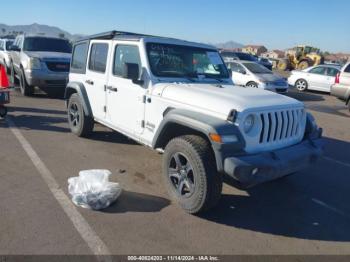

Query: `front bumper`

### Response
(223, 136, 323, 187)
(24, 69, 68, 89)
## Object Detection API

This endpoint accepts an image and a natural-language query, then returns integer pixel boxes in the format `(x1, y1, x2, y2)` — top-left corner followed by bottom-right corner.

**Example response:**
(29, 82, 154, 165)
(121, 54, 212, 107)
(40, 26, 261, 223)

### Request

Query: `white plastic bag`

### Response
(68, 170, 122, 210)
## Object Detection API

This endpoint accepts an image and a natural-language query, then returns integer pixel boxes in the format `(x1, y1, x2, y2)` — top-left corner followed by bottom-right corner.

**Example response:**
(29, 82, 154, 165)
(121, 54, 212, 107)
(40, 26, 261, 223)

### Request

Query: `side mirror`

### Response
(9, 45, 21, 52)
(239, 70, 246, 75)
(123, 63, 144, 85)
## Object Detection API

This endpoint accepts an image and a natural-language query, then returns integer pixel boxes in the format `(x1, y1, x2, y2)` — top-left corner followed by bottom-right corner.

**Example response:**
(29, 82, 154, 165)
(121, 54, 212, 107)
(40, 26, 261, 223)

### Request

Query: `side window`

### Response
(88, 43, 109, 73)
(230, 63, 246, 74)
(326, 67, 339, 77)
(345, 64, 350, 73)
(113, 45, 141, 77)
(71, 42, 89, 73)
(309, 67, 326, 75)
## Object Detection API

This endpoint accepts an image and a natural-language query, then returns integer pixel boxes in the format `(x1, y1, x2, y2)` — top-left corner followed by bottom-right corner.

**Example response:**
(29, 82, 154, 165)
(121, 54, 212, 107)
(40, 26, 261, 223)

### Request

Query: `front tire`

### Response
(298, 60, 311, 70)
(67, 93, 94, 137)
(163, 135, 222, 214)
(19, 69, 34, 96)
(295, 79, 308, 92)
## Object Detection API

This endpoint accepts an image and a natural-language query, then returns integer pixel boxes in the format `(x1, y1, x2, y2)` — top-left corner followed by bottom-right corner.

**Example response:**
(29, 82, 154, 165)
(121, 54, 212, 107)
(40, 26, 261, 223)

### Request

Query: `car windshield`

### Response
(235, 53, 258, 61)
(5, 41, 14, 50)
(146, 43, 229, 79)
(23, 37, 72, 53)
(243, 62, 272, 74)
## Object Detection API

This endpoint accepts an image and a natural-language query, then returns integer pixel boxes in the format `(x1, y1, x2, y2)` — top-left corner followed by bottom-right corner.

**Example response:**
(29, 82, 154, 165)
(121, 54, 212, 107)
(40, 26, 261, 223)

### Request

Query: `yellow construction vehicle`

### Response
(277, 45, 324, 71)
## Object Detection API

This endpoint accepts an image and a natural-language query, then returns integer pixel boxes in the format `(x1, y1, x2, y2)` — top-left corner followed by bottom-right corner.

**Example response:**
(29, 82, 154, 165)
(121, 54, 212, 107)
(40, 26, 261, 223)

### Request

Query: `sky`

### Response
(1, 0, 349, 53)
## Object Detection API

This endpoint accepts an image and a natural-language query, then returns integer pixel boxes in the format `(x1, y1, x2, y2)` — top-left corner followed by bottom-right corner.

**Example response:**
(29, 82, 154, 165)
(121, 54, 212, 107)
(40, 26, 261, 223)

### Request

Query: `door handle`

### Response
(106, 85, 118, 92)
(85, 79, 94, 85)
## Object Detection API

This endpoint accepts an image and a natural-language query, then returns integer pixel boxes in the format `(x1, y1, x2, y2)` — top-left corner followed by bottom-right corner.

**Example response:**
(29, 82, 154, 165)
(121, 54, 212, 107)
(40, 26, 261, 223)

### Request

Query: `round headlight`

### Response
(243, 114, 255, 133)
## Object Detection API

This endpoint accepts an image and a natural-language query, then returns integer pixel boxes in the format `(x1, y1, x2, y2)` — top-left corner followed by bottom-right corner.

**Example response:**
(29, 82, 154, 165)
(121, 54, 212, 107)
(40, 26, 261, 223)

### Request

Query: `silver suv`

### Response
(9, 35, 72, 97)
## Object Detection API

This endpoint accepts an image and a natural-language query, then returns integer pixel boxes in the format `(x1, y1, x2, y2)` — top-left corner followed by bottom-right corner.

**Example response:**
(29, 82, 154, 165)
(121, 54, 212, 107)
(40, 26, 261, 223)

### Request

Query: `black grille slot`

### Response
(46, 62, 70, 72)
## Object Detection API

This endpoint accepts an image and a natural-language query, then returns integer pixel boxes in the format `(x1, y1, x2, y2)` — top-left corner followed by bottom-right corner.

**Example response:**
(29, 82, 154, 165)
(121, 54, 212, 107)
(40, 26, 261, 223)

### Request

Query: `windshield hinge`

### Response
(142, 95, 147, 103)
(103, 106, 107, 112)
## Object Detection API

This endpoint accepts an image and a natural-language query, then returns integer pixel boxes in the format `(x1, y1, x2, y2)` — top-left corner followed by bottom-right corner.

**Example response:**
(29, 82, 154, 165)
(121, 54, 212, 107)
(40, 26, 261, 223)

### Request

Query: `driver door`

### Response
(106, 43, 146, 135)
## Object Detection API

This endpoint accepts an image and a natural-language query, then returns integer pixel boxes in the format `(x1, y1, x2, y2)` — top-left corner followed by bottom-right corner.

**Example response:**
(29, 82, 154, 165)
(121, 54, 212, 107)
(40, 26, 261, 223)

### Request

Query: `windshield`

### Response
(5, 41, 14, 50)
(146, 43, 229, 79)
(243, 62, 272, 74)
(23, 37, 72, 53)
(235, 52, 258, 61)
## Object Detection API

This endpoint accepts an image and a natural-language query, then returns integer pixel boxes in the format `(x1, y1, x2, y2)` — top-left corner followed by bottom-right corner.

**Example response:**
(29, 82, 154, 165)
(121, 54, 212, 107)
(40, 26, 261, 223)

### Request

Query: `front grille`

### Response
(259, 109, 304, 144)
(276, 88, 287, 93)
(46, 62, 70, 72)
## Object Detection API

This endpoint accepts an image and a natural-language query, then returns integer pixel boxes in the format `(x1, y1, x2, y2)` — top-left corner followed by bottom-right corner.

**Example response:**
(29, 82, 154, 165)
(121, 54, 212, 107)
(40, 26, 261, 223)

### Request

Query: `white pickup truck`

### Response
(65, 31, 323, 214)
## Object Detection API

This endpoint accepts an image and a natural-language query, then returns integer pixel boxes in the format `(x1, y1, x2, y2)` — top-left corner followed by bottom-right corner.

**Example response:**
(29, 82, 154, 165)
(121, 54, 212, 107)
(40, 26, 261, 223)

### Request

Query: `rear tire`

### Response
(67, 93, 94, 137)
(10, 63, 19, 86)
(295, 79, 308, 92)
(19, 69, 34, 96)
(163, 135, 222, 214)
(246, 81, 258, 88)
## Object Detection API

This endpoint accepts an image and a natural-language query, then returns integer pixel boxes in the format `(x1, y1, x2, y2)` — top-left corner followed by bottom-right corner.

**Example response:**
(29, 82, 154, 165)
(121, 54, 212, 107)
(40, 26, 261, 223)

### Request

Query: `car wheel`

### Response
(295, 79, 308, 92)
(0, 106, 7, 118)
(246, 81, 258, 88)
(67, 93, 94, 137)
(163, 135, 222, 214)
(19, 69, 34, 96)
(10, 63, 18, 86)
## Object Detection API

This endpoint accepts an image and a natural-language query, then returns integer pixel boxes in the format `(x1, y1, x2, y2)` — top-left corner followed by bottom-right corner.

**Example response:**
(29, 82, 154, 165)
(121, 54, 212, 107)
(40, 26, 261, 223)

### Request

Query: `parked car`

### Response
(227, 60, 288, 93)
(220, 51, 272, 70)
(65, 30, 322, 214)
(288, 64, 341, 92)
(0, 39, 14, 73)
(9, 35, 72, 97)
(257, 57, 273, 70)
(331, 62, 350, 111)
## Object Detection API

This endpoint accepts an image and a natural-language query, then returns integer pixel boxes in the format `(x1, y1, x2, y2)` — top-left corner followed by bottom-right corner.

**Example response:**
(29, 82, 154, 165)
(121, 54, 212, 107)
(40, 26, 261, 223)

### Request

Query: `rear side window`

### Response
(345, 64, 350, 73)
(326, 67, 339, 77)
(113, 45, 141, 77)
(309, 67, 326, 75)
(71, 42, 89, 73)
(89, 43, 109, 73)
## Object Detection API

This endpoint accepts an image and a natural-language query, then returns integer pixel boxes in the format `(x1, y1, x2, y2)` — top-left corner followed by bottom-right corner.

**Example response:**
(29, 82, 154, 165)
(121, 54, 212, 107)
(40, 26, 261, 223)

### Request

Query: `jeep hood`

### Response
(157, 83, 303, 117)
(25, 51, 71, 61)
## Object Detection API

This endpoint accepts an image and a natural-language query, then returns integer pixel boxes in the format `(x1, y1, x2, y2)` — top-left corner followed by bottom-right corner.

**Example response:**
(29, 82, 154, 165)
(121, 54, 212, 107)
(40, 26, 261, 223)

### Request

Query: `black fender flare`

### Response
(65, 82, 93, 117)
(152, 108, 245, 172)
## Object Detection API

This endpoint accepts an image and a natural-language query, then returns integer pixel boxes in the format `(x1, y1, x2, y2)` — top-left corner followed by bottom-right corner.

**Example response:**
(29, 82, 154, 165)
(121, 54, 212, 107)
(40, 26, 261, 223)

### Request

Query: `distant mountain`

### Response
(214, 41, 244, 49)
(0, 23, 84, 41)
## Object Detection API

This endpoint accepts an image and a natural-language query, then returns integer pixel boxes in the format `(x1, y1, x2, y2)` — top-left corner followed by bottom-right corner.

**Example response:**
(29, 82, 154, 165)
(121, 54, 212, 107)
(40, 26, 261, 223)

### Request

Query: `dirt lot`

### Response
(0, 87, 349, 257)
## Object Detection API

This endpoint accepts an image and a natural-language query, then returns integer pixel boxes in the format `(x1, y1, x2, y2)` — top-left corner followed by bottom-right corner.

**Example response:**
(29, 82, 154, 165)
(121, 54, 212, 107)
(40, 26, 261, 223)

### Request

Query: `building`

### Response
(261, 50, 285, 59)
(242, 45, 267, 56)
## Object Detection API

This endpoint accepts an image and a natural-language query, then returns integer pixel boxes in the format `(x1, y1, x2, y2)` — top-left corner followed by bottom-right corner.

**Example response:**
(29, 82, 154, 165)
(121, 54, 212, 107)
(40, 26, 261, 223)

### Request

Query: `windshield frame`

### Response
(145, 42, 230, 80)
(23, 37, 72, 53)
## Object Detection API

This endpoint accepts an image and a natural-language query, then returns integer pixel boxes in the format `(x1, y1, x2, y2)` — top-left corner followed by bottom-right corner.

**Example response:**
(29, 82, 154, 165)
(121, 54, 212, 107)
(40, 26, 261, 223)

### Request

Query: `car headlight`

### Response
(243, 114, 255, 133)
(28, 57, 41, 69)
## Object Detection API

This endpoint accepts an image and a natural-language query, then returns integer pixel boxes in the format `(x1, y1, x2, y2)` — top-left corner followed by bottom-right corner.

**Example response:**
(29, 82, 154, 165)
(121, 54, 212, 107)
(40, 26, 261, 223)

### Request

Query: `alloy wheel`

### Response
(69, 103, 80, 127)
(168, 152, 195, 198)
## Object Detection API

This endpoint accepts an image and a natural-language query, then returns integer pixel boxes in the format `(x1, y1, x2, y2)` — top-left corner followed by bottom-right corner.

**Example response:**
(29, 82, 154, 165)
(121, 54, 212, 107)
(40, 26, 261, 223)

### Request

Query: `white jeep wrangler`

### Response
(65, 31, 323, 214)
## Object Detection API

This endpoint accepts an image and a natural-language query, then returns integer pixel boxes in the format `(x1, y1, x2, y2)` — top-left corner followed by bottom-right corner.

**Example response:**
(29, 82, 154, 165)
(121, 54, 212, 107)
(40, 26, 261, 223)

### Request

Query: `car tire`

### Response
(10, 63, 19, 86)
(19, 69, 34, 96)
(295, 79, 308, 92)
(67, 93, 94, 137)
(163, 135, 222, 214)
(246, 81, 258, 88)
